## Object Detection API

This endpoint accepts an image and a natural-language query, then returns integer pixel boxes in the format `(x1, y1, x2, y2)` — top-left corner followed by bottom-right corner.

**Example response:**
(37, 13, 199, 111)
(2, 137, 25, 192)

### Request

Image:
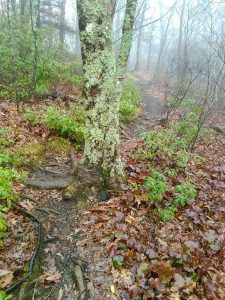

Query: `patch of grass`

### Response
(46, 137, 70, 154)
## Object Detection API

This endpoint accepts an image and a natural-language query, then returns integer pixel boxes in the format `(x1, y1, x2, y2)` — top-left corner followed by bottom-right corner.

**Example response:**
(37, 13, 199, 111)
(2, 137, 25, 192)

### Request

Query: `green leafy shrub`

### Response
(145, 172, 196, 221)
(0, 18, 83, 101)
(174, 181, 197, 207)
(0, 20, 34, 100)
(142, 129, 189, 169)
(168, 99, 211, 145)
(157, 206, 177, 222)
(119, 78, 141, 122)
(145, 170, 168, 201)
(24, 109, 40, 125)
(140, 123, 197, 222)
(0, 128, 24, 247)
(44, 107, 85, 142)
(36, 56, 83, 95)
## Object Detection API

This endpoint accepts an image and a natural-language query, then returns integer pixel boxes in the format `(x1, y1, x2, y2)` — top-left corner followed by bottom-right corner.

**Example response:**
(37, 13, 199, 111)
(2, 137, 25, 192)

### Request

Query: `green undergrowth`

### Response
(0, 128, 25, 247)
(134, 111, 206, 222)
(145, 170, 197, 222)
(24, 104, 86, 143)
(119, 78, 141, 122)
(44, 106, 85, 142)
(23, 78, 141, 146)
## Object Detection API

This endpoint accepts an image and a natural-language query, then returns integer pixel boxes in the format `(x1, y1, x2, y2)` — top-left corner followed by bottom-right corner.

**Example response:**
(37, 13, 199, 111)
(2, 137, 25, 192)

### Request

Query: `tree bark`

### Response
(77, 0, 121, 182)
(135, 0, 147, 71)
(77, 0, 137, 183)
(59, 0, 66, 47)
(117, 0, 137, 77)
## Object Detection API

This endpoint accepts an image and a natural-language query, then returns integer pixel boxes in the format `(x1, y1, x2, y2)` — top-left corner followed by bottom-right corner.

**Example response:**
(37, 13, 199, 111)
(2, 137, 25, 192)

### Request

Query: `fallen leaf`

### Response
(173, 273, 185, 289)
(57, 288, 63, 300)
(149, 277, 160, 288)
(146, 248, 157, 259)
(137, 262, 149, 277)
(45, 273, 62, 284)
(185, 240, 200, 250)
(0, 269, 13, 289)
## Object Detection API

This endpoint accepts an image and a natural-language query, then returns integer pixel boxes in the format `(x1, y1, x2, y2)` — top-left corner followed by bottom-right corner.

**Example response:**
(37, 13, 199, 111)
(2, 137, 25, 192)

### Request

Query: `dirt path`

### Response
(121, 75, 163, 140)
(28, 77, 163, 300)
(3, 76, 163, 299)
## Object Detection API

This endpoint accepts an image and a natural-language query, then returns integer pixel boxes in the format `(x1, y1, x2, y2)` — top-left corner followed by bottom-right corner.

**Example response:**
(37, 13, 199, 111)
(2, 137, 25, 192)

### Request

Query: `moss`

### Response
(46, 137, 70, 154)
(14, 137, 70, 167)
(15, 143, 46, 167)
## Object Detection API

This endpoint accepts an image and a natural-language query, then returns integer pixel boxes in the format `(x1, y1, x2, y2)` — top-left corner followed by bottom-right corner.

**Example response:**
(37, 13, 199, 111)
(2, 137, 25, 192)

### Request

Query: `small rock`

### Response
(98, 191, 109, 201)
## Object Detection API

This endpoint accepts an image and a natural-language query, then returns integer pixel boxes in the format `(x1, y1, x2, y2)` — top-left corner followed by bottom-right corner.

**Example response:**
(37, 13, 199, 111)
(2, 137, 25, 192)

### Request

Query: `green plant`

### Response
(24, 109, 39, 125)
(119, 78, 141, 122)
(36, 57, 83, 95)
(142, 129, 189, 169)
(157, 205, 177, 222)
(0, 130, 24, 247)
(174, 181, 197, 207)
(44, 107, 85, 142)
(195, 155, 205, 164)
(145, 170, 168, 201)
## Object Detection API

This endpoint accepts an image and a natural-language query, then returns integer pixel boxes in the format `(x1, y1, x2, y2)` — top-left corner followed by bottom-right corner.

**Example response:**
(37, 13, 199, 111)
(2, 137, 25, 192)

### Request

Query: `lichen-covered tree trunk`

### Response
(117, 0, 137, 77)
(77, 0, 121, 182)
(77, 0, 137, 183)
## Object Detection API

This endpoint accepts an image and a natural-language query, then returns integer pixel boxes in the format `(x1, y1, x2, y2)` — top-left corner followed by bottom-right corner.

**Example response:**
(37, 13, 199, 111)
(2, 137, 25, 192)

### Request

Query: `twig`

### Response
(19, 194, 39, 205)
(36, 207, 62, 215)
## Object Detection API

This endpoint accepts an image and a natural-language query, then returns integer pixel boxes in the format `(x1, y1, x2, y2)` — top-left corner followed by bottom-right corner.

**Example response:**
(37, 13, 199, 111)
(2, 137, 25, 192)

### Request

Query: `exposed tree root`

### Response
(36, 207, 62, 215)
(24, 144, 78, 190)
(24, 177, 73, 189)
(4, 205, 42, 295)
(210, 125, 225, 135)
(72, 264, 87, 300)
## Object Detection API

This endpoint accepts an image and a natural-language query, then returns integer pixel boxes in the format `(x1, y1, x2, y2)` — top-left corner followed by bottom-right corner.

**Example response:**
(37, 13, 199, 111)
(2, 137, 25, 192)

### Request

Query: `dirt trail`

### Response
(122, 74, 163, 139)
(11, 75, 164, 300)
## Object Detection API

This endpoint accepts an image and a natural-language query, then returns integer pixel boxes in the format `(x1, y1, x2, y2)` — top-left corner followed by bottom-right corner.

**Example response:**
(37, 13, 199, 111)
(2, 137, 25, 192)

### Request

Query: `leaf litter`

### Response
(1, 84, 225, 299)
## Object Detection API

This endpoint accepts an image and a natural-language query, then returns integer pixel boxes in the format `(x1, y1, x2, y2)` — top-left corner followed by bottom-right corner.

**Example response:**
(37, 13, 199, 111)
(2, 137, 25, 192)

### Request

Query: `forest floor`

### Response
(1, 72, 225, 299)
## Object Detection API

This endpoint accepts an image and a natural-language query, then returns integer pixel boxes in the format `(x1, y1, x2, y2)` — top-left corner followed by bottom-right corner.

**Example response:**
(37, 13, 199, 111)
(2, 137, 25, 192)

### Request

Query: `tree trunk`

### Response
(77, 0, 138, 183)
(117, 0, 137, 77)
(77, 0, 121, 182)
(59, 0, 66, 47)
(135, 0, 147, 71)
(177, 0, 186, 81)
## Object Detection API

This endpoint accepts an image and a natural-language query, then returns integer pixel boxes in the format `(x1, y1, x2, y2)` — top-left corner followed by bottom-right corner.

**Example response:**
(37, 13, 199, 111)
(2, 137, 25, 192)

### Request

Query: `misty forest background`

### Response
(1, 0, 225, 105)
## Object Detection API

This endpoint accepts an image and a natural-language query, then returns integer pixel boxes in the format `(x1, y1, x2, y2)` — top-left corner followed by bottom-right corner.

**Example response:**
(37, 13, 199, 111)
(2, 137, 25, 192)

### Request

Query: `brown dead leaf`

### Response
(45, 272, 62, 284)
(0, 269, 13, 288)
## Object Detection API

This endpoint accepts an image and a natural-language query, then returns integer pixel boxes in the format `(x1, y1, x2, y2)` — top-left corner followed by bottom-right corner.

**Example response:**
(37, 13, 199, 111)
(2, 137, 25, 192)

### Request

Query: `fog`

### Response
(61, 0, 225, 105)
